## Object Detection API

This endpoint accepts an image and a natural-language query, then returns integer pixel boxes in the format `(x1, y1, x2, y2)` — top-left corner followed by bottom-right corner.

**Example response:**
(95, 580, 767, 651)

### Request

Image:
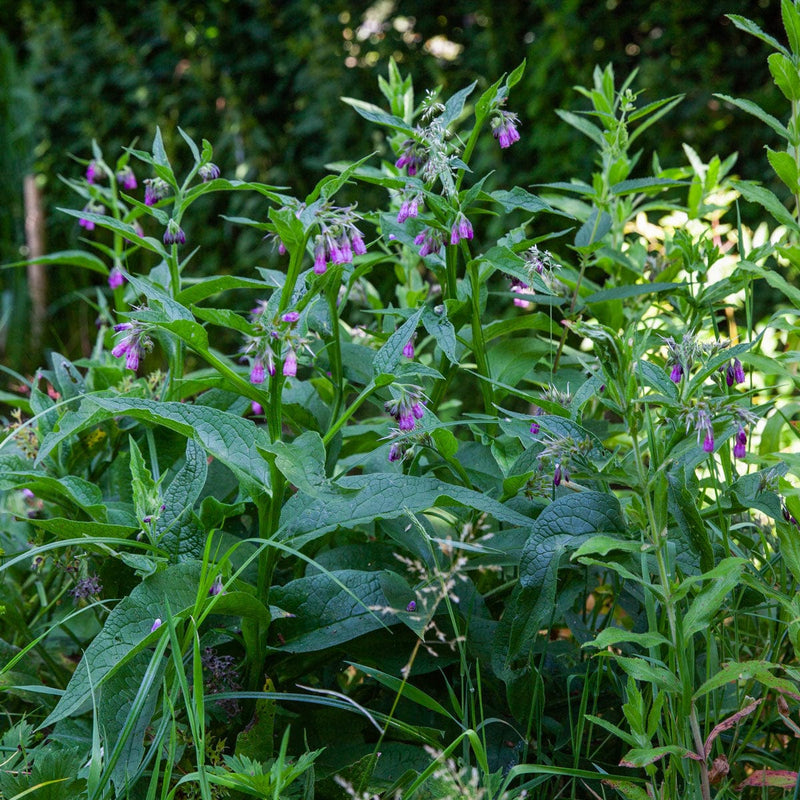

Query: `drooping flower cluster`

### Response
(395, 137, 428, 177)
(663, 334, 730, 384)
(108, 266, 126, 290)
(144, 178, 170, 206)
(397, 192, 423, 223)
(310, 204, 368, 275)
(244, 304, 306, 383)
(507, 246, 559, 309)
(116, 166, 137, 190)
(163, 219, 186, 246)
(86, 160, 101, 183)
(726, 357, 746, 387)
(198, 162, 221, 182)
(527, 431, 598, 493)
(78, 202, 105, 231)
(449, 213, 474, 245)
(385, 385, 426, 433)
(111, 320, 153, 371)
(413, 228, 444, 258)
(491, 110, 521, 149)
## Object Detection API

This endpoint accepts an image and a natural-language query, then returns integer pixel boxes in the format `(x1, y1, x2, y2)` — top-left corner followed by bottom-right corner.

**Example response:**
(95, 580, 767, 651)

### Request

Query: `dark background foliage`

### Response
(0, 0, 782, 375)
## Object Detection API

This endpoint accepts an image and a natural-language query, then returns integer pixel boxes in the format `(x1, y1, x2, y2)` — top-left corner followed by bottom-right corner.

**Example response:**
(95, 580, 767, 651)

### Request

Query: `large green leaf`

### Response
(270, 569, 410, 652)
(155, 439, 209, 560)
(667, 467, 714, 572)
(37, 396, 271, 494)
(497, 491, 626, 666)
(373, 307, 426, 377)
(0, 472, 106, 519)
(683, 557, 746, 637)
(43, 563, 202, 727)
(259, 431, 329, 498)
(276, 474, 533, 549)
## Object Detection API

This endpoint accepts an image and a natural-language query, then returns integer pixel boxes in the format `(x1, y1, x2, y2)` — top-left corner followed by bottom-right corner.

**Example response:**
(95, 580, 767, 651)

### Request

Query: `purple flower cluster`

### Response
(413, 228, 444, 258)
(247, 306, 303, 382)
(511, 278, 533, 309)
(70, 575, 102, 601)
(385, 388, 426, 433)
(108, 266, 126, 290)
(491, 111, 521, 149)
(553, 463, 570, 487)
(111, 321, 151, 371)
(163, 219, 186, 246)
(78, 202, 105, 231)
(395, 138, 427, 176)
(670, 363, 684, 383)
(116, 166, 137, 190)
(397, 193, 423, 223)
(312, 227, 367, 275)
(726, 358, 746, 387)
(198, 162, 221, 182)
(144, 178, 170, 206)
(86, 160, 101, 183)
(449, 213, 474, 245)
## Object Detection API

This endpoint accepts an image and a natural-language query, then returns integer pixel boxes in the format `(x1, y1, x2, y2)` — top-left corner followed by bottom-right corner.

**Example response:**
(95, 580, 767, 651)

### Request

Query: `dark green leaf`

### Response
(575, 208, 612, 249)
(270, 570, 408, 652)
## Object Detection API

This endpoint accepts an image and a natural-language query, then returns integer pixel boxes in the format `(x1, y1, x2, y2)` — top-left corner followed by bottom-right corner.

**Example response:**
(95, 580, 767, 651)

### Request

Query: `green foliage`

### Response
(3, 14, 800, 800)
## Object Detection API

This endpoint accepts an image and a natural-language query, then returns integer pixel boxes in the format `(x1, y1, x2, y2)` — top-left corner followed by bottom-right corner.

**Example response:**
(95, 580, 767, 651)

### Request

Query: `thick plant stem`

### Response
(466, 257, 494, 416)
(323, 379, 380, 446)
(166, 242, 184, 401)
(325, 267, 345, 424)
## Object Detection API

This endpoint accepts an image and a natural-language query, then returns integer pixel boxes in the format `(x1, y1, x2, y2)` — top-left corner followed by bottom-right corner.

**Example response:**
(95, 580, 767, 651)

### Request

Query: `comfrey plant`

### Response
(3, 39, 800, 800)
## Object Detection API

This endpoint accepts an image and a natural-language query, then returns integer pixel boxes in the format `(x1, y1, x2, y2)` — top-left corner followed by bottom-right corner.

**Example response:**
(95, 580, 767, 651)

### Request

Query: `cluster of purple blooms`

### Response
(247, 309, 301, 384)
(385, 388, 426, 433)
(108, 266, 125, 290)
(385, 385, 427, 461)
(144, 178, 170, 206)
(413, 229, 445, 258)
(163, 219, 186, 246)
(117, 166, 137, 190)
(198, 162, 220, 182)
(111, 321, 152, 371)
(78, 202, 105, 231)
(667, 346, 751, 458)
(312, 226, 367, 274)
(491, 111, 521, 149)
(395, 138, 428, 176)
(401, 207, 473, 259)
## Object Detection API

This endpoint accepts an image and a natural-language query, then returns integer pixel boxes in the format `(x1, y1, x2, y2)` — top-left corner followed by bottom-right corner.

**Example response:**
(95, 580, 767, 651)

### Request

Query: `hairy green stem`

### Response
(323, 379, 379, 446)
(466, 256, 494, 416)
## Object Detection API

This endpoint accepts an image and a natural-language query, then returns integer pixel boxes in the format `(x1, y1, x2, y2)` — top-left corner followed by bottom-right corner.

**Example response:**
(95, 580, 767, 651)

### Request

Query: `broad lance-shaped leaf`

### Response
(0, 472, 106, 520)
(155, 438, 209, 561)
(270, 569, 410, 652)
(98, 649, 166, 793)
(373, 307, 425, 377)
(496, 492, 626, 667)
(276, 474, 534, 548)
(43, 563, 202, 727)
(259, 431, 329, 499)
(37, 395, 271, 493)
